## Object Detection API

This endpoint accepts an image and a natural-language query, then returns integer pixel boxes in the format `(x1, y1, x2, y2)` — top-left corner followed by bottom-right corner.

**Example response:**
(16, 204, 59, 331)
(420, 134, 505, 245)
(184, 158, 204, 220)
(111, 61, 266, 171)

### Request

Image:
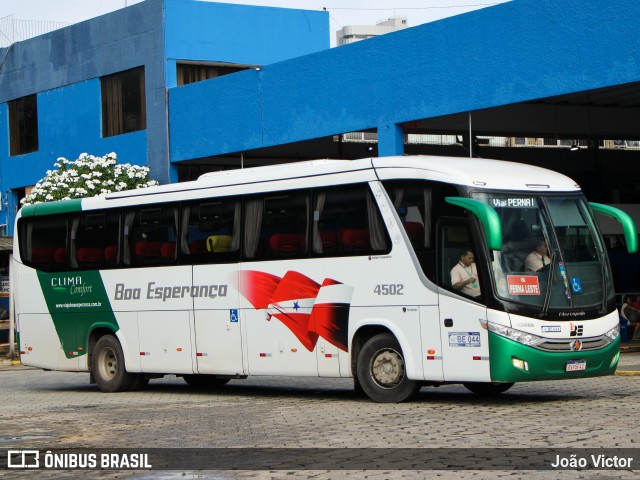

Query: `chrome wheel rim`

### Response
(370, 348, 404, 388)
(97, 346, 117, 381)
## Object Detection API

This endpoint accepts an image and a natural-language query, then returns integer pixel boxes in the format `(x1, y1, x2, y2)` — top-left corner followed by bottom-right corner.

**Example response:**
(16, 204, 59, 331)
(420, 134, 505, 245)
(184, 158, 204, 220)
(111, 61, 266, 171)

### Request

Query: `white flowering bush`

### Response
(21, 152, 158, 205)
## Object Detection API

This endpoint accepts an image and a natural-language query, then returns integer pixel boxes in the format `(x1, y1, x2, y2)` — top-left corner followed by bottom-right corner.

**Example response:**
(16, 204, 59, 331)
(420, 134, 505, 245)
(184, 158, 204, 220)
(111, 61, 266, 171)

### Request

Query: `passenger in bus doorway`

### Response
(451, 248, 481, 298)
(525, 238, 551, 272)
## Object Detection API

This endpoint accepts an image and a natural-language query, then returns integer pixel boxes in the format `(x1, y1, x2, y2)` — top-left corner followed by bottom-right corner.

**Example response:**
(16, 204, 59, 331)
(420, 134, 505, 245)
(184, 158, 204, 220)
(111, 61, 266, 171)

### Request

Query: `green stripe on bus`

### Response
(36, 270, 119, 359)
(21, 198, 83, 217)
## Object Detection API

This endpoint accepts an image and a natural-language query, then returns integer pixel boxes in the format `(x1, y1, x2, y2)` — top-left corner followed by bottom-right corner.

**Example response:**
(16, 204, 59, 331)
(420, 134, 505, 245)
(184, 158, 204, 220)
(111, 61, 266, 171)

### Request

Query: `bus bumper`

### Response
(488, 332, 620, 382)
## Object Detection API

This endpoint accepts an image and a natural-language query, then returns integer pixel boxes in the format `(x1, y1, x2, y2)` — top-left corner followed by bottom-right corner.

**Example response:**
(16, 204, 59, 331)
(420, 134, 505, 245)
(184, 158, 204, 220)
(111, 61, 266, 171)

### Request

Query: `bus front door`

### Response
(436, 220, 491, 382)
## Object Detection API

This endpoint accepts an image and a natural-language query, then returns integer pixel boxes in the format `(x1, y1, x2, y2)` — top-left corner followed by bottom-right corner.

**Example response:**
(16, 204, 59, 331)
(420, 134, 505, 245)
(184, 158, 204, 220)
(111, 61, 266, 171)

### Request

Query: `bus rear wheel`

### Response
(92, 335, 137, 392)
(463, 382, 514, 395)
(183, 375, 231, 389)
(356, 333, 420, 403)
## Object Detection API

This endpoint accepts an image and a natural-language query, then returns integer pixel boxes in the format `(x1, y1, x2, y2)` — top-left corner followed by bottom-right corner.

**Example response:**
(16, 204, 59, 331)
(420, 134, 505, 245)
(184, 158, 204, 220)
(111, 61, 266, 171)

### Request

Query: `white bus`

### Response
(13, 156, 637, 402)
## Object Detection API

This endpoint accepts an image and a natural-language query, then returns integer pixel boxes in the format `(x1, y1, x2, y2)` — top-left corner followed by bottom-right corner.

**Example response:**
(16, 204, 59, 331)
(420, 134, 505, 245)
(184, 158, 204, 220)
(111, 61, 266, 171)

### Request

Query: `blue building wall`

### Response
(169, 0, 640, 160)
(0, 0, 165, 231)
(164, 0, 328, 87)
(0, 0, 329, 234)
(3, 80, 148, 189)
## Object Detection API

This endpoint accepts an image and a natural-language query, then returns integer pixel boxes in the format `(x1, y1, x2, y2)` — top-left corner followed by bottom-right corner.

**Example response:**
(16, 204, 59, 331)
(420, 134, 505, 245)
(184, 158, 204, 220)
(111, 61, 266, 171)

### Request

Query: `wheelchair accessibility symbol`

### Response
(230, 309, 239, 323)
(571, 277, 582, 294)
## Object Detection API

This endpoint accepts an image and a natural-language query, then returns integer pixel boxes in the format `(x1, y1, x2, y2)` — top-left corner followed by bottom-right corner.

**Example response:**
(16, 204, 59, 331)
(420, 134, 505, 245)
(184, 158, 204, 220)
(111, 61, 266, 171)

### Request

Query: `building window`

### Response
(176, 63, 250, 86)
(9, 94, 38, 156)
(101, 67, 146, 137)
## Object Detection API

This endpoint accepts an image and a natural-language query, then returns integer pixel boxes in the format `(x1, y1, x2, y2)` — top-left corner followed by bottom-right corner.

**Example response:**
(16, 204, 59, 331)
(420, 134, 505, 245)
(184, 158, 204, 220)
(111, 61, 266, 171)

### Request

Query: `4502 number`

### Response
(374, 284, 404, 296)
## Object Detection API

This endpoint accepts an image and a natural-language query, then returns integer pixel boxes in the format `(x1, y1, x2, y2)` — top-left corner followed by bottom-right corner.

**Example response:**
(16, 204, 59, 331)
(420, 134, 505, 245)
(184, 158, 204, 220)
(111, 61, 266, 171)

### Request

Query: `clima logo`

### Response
(7, 450, 39, 468)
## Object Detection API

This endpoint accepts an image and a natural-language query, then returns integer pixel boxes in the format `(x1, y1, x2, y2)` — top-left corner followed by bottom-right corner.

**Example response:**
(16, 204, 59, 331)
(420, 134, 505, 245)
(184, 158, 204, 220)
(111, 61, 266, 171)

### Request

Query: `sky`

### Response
(0, 0, 510, 46)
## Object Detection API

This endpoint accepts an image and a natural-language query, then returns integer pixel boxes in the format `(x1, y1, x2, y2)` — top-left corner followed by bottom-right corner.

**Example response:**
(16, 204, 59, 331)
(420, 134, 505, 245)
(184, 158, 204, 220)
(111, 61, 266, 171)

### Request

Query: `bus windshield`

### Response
(472, 192, 614, 313)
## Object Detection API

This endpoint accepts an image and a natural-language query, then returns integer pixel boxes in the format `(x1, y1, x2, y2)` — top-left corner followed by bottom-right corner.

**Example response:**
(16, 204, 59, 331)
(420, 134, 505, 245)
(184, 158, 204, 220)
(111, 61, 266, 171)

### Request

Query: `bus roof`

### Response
(20, 156, 582, 218)
(372, 156, 580, 192)
(103, 155, 580, 201)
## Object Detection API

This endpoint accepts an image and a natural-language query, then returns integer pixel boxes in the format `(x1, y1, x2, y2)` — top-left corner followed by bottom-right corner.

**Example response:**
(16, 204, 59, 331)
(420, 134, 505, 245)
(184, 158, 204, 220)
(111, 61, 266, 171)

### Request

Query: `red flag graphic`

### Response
(271, 271, 321, 303)
(309, 279, 353, 352)
(236, 270, 353, 352)
(237, 270, 281, 309)
(269, 271, 321, 351)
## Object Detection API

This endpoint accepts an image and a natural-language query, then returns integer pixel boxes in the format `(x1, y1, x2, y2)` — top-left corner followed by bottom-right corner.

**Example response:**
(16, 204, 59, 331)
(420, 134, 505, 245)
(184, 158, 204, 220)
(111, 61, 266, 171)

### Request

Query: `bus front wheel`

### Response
(92, 335, 138, 392)
(356, 333, 420, 403)
(463, 382, 514, 395)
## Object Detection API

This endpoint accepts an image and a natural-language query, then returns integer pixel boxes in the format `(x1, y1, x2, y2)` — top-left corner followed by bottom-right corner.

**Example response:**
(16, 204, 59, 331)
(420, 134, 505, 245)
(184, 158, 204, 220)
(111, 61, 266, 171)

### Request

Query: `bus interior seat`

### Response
(54, 247, 68, 267)
(134, 241, 162, 261)
(32, 247, 54, 268)
(76, 247, 104, 266)
(269, 233, 300, 255)
(403, 222, 424, 248)
(318, 230, 337, 253)
(340, 228, 370, 251)
(104, 244, 118, 265)
(296, 232, 334, 253)
(206, 235, 232, 253)
(190, 239, 206, 255)
(160, 242, 176, 260)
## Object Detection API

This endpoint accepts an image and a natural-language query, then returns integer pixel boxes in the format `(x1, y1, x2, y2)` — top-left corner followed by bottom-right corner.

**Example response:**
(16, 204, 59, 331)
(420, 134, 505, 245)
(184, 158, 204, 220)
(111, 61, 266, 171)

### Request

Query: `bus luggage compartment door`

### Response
(438, 295, 491, 382)
(193, 265, 244, 376)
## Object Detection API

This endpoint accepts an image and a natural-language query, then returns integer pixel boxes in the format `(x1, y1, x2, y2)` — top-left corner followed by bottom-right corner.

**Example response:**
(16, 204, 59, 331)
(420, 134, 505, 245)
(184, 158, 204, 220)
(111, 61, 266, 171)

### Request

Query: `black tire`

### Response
(352, 372, 366, 397)
(92, 335, 137, 392)
(183, 375, 231, 389)
(129, 374, 149, 391)
(463, 382, 514, 395)
(356, 333, 421, 403)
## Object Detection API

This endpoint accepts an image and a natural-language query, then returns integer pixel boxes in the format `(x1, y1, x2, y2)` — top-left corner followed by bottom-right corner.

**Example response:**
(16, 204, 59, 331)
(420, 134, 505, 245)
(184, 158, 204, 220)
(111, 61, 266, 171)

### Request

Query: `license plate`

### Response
(448, 332, 481, 347)
(566, 360, 586, 372)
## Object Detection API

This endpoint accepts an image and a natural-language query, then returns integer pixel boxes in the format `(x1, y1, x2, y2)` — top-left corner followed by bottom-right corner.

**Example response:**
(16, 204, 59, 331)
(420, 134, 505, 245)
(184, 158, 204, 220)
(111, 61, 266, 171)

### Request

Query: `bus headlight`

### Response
(605, 324, 619, 341)
(487, 321, 545, 347)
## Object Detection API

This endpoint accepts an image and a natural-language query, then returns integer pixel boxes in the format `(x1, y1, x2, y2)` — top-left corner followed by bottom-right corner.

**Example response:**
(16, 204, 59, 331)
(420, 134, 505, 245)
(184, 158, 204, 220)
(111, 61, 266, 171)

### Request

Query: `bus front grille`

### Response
(534, 336, 610, 352)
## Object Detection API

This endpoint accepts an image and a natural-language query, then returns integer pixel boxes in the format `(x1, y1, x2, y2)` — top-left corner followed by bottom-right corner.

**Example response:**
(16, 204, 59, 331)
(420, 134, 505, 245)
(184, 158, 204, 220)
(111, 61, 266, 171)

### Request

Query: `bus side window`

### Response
(180, 197, 241, 264)
(70, 211, 121, 270)
(124, 204, 178, 267)
(244, 190, 309, 261)
(382, 180, 459, 282)
(312, 184, 390, 257)
(19, 215, 68, 272)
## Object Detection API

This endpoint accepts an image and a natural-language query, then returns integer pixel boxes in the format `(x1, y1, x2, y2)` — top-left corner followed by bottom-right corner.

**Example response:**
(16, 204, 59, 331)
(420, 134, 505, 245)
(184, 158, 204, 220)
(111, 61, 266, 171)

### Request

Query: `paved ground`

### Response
(1, 348, 640, 479)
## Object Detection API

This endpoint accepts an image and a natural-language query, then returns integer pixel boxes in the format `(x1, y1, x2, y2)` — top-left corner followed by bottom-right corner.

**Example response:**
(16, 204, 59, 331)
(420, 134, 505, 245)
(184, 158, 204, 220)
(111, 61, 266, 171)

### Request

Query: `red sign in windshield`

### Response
(507, 275, 541, 295)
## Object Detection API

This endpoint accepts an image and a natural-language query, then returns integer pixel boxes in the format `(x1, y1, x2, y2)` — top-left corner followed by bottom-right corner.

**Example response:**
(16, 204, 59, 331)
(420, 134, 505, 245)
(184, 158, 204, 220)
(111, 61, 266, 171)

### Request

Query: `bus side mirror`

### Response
(590, 203, 638, 254)
(445, 197, 503, 250)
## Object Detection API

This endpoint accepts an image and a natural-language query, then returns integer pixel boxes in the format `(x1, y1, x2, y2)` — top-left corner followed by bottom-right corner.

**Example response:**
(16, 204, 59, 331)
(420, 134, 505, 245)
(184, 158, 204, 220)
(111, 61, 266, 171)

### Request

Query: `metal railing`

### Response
(0, 15, 69, 48)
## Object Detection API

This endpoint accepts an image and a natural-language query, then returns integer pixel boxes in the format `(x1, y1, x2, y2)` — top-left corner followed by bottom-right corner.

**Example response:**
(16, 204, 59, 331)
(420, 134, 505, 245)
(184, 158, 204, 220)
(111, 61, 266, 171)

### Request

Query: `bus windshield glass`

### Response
(472, 192, 614, 312)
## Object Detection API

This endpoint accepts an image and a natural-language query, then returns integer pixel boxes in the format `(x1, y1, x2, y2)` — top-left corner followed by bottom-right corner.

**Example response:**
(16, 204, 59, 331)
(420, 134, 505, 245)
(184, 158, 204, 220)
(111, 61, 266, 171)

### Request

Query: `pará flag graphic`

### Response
(236, 270, 353, 351)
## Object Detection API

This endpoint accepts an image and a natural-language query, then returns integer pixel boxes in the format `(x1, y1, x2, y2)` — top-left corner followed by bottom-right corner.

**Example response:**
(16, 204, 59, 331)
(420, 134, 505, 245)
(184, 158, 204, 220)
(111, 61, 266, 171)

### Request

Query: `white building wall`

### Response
(336, 16, 407, 46)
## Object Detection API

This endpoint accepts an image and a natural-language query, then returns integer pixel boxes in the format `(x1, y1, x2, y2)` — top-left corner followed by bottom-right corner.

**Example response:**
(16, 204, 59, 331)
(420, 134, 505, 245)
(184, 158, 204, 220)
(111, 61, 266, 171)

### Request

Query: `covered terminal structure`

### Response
(170, 0, 640, 202)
